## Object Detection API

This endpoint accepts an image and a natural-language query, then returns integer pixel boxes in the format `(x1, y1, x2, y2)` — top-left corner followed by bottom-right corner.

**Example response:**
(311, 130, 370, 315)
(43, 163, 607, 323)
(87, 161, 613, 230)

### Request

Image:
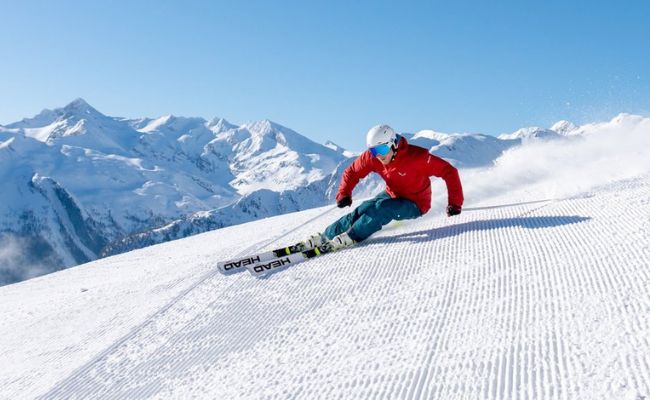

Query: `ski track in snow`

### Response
(3, 176, 650, 400)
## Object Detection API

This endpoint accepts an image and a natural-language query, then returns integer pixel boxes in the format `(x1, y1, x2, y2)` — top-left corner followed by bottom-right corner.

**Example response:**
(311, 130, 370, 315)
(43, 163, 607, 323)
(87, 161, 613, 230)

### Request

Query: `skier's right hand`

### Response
(337, 196, 352, 208)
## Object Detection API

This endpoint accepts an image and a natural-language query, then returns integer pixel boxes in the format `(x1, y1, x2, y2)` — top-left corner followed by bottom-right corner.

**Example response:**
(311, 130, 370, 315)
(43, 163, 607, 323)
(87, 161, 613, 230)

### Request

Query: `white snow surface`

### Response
(1, 117, 650, 399)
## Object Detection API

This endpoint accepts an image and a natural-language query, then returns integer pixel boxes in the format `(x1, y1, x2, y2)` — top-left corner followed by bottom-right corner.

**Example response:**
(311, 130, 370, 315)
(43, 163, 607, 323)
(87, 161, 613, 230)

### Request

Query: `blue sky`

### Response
(1, 0, 649, 150)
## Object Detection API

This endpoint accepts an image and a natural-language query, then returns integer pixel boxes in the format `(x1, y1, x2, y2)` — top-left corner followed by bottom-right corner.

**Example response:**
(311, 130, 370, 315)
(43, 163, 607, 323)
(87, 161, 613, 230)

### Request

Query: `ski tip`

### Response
(216, 263, 232, 275)
(246, 253, 305, 278)
(217, 253, 272, 275)
(217, 261, 247, 275)
(247, 267, 269, 278)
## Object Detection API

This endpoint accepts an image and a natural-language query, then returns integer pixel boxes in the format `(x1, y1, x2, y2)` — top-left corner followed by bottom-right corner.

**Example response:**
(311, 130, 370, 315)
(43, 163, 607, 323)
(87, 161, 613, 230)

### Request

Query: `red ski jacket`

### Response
(336, 136, 464, 214)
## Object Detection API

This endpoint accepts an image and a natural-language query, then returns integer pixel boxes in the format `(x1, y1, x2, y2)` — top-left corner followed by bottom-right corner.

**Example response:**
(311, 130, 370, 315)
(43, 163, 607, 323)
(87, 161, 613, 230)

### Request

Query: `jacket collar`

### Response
(391, 135, 409, 163)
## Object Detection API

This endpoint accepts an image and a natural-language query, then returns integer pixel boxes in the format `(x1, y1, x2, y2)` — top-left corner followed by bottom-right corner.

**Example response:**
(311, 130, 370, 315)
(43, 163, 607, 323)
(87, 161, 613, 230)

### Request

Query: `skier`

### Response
(217, 124, 465, 275)
(309, 124, 464, 251)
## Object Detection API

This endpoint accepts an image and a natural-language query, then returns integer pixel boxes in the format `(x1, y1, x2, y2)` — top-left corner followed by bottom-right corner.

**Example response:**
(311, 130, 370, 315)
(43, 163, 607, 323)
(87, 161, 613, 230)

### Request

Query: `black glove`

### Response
(337, 196, 352, 208)
(446, 205, 462, 217)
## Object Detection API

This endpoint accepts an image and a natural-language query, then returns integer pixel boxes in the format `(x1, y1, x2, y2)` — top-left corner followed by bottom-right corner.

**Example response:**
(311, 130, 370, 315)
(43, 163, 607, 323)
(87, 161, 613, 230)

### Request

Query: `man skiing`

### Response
(309, 124, 464, 251)
(217, 124, 465, 276)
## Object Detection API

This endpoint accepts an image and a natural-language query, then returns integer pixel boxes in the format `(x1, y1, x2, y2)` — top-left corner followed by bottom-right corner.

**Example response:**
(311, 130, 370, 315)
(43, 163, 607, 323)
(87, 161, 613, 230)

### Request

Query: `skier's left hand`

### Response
(446, 205, 462, 217)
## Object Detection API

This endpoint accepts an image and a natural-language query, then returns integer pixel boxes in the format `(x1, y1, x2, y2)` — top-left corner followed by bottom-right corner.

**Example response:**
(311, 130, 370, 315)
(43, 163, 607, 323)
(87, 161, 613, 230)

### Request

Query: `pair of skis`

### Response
(217, 241, 332, 277)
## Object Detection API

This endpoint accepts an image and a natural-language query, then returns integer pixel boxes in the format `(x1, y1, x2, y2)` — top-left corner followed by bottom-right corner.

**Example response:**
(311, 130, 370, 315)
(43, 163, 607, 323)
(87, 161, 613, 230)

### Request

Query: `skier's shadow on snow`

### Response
(372, 215, 591, 244)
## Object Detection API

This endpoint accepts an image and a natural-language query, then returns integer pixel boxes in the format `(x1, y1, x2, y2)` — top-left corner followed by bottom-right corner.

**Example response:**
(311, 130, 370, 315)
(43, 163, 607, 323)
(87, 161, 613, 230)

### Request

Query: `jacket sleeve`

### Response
(425, 153, 464, 207)
(336, 152, 374, 202)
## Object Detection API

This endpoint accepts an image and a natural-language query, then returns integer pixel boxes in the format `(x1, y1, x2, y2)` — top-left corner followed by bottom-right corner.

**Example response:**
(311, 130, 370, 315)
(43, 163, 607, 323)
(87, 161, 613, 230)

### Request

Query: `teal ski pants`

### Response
(324, 191, 422, 242)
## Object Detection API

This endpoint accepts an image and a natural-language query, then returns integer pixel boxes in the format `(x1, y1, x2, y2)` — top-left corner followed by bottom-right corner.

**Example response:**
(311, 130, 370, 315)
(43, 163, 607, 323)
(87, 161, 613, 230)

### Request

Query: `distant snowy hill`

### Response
(325, 140, 357, 157)
(408, 130, 516, 168)
(1, 113, 649, 399)
(1, 100, 647, 286)
(498, 126, 564, 141)
(550, 120, 580, 135)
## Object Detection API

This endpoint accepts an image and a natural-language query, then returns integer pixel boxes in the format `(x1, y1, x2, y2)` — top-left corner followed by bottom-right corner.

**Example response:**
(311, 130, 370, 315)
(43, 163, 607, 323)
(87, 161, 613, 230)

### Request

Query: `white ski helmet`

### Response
(366, 124, 398, 148)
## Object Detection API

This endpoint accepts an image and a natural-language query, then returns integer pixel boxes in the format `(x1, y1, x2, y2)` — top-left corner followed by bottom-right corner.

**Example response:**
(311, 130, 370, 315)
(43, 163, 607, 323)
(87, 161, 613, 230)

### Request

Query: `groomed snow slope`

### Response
(1, 175, 649, 399)
(2, 118, 650, 399)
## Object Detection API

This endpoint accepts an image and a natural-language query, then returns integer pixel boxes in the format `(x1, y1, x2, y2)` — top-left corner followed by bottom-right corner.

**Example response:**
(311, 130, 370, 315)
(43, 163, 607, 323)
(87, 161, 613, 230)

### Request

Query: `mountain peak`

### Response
(550, 120, 579, 135)
(4, 98, 104, 136)
(324, 140, 356, 157)
(498, 127, 561, 141)
(246, 119, 276, 133)
(413, 129, 452, 140)
(611, 112, 644, 125)
(207, 117, 237, 133)
(63, 98, 98, 114)
(67, 97, 90, 106)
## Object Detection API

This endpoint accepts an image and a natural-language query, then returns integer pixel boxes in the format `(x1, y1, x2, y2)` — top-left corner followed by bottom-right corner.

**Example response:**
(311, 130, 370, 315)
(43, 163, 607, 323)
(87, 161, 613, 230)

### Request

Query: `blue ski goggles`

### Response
(369, 142, 392, 157)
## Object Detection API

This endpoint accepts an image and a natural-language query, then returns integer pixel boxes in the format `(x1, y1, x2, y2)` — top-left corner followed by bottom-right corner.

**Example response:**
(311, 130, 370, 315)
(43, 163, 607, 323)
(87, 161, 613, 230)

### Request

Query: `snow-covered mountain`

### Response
(1, 100, 646, 286)
(498, 126, 564, 141)
(0, 99, 349, 285)
(324, 140, 357, 157)
(408, 130, 516, 168)
(1, 113, 649, 399)
(550, 120, 580, 135)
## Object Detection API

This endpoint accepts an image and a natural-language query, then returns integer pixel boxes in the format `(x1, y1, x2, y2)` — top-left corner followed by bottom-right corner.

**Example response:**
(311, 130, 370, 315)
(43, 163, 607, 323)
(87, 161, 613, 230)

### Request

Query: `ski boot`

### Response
(323, 232, 356, 252)
(300, 232, 327, 251)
